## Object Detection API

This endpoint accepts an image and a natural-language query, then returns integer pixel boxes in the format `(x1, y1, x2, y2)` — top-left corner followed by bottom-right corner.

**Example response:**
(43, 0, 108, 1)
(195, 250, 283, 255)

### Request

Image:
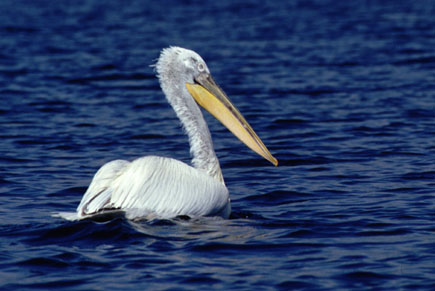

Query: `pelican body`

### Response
(58, 47, 277, 221)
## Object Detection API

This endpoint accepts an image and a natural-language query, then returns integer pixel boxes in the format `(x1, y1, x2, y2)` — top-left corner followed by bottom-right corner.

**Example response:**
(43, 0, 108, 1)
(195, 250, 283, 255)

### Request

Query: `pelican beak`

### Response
(186, 73, 278, 166)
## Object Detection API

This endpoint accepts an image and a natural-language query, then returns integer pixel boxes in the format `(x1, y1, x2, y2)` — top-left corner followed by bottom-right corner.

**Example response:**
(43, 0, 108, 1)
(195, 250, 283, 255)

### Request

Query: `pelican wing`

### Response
(76, 159, 129, 216)
(76, 156, 229, 220)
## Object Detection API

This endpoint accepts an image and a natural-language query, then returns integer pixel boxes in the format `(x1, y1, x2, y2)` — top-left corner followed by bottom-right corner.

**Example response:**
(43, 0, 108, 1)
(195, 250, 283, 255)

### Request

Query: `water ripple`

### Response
(0, 0, 434, 290)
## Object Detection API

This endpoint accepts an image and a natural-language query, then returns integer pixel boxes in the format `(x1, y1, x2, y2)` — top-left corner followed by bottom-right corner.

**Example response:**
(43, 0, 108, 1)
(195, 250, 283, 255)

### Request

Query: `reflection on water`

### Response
(130, 216, 266, 244)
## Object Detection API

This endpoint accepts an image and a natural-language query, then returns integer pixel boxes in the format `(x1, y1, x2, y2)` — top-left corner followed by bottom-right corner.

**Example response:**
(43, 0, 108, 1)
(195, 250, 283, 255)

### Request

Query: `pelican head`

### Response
(156, 46, 277, 166)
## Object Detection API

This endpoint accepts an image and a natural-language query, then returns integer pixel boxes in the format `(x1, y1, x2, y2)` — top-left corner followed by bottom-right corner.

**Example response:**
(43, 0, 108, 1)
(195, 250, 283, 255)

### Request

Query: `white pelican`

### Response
(57, 47, 277, 221)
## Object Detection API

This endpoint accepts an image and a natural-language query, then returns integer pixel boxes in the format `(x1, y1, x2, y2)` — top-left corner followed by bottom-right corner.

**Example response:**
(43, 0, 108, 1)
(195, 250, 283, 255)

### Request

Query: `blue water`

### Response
(1, 0, 434, 289)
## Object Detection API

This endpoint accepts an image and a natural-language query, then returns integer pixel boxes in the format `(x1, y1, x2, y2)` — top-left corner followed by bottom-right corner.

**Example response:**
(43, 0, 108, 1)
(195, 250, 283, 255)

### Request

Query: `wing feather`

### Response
(75, 156, 229, 220)
(76, 159, 129, 217)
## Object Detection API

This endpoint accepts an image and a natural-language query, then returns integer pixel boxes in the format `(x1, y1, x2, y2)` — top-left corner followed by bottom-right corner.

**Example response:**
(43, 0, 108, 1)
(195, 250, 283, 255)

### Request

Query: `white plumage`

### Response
(75, 156, 230, 220)
(56, 46, 276, 221)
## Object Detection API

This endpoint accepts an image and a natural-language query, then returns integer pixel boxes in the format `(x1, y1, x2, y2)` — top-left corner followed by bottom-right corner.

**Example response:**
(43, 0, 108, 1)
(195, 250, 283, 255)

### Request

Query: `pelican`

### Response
(57, 46, 277, 221)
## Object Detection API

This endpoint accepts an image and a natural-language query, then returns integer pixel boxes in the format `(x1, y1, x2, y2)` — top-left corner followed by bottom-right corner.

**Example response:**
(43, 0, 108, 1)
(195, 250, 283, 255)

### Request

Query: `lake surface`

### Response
(0, 0, 434, 289)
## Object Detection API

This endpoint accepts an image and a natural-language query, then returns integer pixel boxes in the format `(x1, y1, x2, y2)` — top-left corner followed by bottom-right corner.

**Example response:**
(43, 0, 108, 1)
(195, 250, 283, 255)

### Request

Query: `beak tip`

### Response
(271, 157, 278, 167)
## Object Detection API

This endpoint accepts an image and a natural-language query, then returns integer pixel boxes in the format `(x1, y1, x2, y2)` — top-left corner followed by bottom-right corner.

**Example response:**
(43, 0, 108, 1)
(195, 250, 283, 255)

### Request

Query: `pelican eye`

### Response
(197, 63, 205, 72)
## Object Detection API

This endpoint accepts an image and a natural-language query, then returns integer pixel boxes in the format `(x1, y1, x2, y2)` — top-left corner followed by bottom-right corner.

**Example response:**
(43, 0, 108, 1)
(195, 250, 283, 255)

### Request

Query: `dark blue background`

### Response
(1, 0, 434, 289)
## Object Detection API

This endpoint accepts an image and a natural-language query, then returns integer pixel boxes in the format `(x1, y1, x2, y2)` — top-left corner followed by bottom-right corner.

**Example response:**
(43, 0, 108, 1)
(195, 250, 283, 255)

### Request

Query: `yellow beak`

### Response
(186, 73, 278, 166)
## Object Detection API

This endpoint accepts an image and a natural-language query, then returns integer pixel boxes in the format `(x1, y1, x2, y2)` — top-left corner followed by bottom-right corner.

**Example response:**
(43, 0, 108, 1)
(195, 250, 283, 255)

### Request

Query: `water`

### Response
(1, 0, 434, 289)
